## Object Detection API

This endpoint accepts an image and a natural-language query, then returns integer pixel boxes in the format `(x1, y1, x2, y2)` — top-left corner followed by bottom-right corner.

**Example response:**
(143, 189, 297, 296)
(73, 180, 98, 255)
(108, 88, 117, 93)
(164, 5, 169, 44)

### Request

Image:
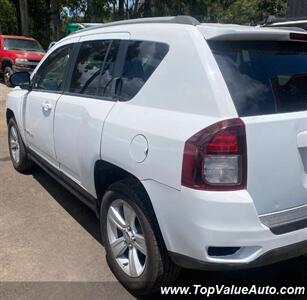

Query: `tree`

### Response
(49, 0, 61, 41)
(84, 0, 110, 22)
(0, 0, 18, 34)
(118, 0, 124, 18)
(19, 0, 30, 35)
(216, 0, 287, 24)
(1, 0, 289, 49)
(143, 0, 151, 17)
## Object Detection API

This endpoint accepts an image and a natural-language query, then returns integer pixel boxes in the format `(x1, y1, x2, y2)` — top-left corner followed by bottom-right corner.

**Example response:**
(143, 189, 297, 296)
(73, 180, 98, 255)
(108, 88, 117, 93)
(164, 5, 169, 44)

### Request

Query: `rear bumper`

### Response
(169, 239, 307, 270)
(142, 180, 307, 270)
(259, 204, 307, 235)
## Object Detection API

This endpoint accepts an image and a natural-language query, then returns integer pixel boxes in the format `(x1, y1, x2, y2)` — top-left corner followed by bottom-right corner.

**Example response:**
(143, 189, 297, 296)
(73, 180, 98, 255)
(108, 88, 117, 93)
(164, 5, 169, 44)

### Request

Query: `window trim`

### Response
(95, 40, 113, 97)
(63, 42, 82, 92)
(31, 43, 76, 94)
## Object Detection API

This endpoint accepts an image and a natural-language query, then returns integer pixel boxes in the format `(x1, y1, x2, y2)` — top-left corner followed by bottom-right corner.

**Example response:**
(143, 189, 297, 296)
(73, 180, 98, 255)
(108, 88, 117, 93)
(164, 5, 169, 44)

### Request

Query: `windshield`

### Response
(208, 40, 307, 117)
(4, 38, 44, 52)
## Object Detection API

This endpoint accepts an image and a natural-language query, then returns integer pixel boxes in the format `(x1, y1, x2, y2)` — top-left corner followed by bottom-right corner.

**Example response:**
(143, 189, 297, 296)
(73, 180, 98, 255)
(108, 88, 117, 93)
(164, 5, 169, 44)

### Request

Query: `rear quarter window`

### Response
(208, 40, 307, 116)
(118, 40, 169, 101)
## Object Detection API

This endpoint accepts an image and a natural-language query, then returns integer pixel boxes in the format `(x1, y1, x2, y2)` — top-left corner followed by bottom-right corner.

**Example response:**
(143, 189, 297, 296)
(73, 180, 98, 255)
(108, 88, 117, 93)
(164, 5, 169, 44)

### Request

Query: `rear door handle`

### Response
(41, 102, 52, 112)
(297, 131, 307, 148)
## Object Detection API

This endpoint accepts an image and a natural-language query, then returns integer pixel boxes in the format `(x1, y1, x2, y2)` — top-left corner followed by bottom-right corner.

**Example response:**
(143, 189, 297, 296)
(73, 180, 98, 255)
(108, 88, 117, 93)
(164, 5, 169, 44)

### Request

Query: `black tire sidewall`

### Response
(100, 184, 163, 295)
(4, 67, 13, 87)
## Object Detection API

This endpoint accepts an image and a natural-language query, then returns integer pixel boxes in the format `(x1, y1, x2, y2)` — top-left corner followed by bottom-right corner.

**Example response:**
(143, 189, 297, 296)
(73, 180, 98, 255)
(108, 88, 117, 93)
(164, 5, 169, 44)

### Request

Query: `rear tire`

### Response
(100, 179, 180, 296)
(4, 66, 13, 87)
(8, 118, 33, 173)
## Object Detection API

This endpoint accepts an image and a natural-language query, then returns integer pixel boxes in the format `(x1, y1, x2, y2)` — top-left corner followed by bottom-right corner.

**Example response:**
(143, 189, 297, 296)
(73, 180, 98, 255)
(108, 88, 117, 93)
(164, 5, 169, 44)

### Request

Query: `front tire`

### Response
(100, 179, 180, 296)
(4, 66, 13, 87)
(8, 118, 33, 173)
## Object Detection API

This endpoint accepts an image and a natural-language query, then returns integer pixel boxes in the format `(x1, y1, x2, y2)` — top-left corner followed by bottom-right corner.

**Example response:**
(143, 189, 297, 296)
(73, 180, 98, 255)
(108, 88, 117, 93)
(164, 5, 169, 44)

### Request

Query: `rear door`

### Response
(209, 39, 307, 215)
(25, 41, 75, 166)
(53, 33, 129, 192)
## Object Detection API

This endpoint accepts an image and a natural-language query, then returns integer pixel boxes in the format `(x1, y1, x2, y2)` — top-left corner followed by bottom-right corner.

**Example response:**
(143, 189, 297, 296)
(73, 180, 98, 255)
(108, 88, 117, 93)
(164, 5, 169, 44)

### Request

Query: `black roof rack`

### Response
(264, 26, 306, 32)
(74, 15, 200, 34)
(263, 15, 307, 25)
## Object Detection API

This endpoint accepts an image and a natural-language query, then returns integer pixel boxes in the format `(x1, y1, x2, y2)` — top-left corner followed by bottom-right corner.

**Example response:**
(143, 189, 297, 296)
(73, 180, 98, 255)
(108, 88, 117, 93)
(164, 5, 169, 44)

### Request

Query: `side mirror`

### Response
(10, 71, 31, 90)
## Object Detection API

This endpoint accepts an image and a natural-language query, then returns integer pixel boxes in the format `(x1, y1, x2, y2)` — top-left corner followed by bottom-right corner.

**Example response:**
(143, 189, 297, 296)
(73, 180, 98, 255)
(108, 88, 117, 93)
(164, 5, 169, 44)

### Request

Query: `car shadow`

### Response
(32, 167, 102, 244)
(31, 167, 307, 299)
(140, 257, 307, 299)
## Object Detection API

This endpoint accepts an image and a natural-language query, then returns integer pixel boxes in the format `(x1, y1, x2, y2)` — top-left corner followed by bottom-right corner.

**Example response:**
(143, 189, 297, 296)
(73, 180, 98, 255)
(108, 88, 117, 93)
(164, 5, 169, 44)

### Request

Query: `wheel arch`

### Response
(6, 108, 15, 124)
(94, 160, 162, 231)
(94, 160, 148, 205)
(6, 108, 27, 146)
(94, 159, 170, 256)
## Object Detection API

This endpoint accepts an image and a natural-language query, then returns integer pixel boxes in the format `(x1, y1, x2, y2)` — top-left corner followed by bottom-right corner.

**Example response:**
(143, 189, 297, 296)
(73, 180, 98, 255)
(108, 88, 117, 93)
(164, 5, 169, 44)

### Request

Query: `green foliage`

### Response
(0, 0, 18, 34)
(218, 0, 287, 24)
(84, 0, 111, 22)
(122, 0, 287, 23)
(28, 0, 50, 47)
(0, 0, 289, 45)
(141, 0, 287, 23)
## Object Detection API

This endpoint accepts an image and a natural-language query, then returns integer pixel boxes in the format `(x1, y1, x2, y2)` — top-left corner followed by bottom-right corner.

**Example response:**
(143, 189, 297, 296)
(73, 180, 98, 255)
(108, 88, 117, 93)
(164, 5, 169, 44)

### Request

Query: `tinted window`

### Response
(118, 41, 169, 101)
(34, 45, 72, 91)
(209, 40, 307, 116)
(70, 40, 111, 96)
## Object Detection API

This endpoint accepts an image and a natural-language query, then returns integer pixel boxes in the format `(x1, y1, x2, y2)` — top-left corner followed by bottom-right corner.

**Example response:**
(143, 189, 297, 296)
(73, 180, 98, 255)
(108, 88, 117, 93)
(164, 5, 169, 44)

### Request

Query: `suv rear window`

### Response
(208, 40, 307, 116)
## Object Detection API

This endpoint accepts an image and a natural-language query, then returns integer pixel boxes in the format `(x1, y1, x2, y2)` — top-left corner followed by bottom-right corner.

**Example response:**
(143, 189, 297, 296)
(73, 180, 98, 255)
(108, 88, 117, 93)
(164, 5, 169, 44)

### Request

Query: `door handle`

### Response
(41, 102, 52, 112)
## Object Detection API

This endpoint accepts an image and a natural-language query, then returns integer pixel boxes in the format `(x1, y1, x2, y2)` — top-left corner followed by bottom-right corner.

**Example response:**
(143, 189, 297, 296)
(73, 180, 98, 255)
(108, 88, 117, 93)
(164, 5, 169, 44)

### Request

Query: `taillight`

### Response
(181, 118, 247, 191)
(290, 32, 307, 41)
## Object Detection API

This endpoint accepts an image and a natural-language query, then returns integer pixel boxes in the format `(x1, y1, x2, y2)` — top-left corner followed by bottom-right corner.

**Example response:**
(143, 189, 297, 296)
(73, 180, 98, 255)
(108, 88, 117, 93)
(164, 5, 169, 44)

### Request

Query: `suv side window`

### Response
(33, 44, 72, 92)
(69, 40, 111, 96)
(118, 40, 169, 101)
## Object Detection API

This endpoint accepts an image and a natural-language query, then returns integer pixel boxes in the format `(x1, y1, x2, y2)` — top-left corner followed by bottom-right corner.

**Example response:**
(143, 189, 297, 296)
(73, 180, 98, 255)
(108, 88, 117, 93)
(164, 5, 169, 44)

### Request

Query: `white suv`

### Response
(6, 16, 307, 296)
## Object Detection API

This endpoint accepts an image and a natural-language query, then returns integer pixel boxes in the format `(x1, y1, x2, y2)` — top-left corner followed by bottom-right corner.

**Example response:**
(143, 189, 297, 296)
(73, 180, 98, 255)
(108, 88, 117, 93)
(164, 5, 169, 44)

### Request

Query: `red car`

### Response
(0, 35, 45, 86)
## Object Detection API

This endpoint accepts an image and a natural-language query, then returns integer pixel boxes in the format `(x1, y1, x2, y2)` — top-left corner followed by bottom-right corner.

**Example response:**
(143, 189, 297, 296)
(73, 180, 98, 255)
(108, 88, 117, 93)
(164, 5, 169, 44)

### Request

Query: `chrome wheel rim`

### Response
(9, 126, 20, 164)
(107, 199, 147, 277)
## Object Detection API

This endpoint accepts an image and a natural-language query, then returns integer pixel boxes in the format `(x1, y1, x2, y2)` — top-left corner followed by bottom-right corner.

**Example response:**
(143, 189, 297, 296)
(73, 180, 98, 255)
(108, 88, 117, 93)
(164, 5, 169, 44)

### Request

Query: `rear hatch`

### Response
(208, 35, 307, 215)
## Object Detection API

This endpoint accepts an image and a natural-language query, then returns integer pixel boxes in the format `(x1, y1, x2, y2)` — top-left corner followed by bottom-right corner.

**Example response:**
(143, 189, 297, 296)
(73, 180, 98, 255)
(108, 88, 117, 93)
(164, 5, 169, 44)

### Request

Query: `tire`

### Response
(8, 118, 33, 173)
(100, 179, 180, 296)
(4, 66, 13, 87)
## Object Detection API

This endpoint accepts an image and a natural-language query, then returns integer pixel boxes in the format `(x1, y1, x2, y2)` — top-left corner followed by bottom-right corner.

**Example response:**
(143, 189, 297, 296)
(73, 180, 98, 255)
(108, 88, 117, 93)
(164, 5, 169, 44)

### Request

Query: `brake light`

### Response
(181, 118, 247, 191)
(207, 132, 238, 153)
(290, 32, 307, 41)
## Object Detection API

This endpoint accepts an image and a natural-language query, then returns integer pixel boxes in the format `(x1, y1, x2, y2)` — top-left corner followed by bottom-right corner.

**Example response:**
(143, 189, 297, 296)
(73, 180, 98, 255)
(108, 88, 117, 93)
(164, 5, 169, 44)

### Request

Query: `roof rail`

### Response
(263, 15, 307, 25)
(74, 15, 200, 34)
(265, 26, 306, 32)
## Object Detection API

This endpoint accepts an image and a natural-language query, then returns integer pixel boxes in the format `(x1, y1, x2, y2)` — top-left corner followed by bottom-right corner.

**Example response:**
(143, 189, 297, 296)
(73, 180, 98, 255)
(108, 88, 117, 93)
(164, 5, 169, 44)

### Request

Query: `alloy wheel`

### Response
(9, 126, 20, 164)
(107, 199, 147, 277)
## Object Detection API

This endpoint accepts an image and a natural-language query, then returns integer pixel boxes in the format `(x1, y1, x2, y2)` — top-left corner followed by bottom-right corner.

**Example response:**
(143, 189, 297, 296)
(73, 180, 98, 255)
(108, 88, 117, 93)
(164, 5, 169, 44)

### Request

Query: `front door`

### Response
(25, 42, 74, 166)
(54, 33, 129, 191)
